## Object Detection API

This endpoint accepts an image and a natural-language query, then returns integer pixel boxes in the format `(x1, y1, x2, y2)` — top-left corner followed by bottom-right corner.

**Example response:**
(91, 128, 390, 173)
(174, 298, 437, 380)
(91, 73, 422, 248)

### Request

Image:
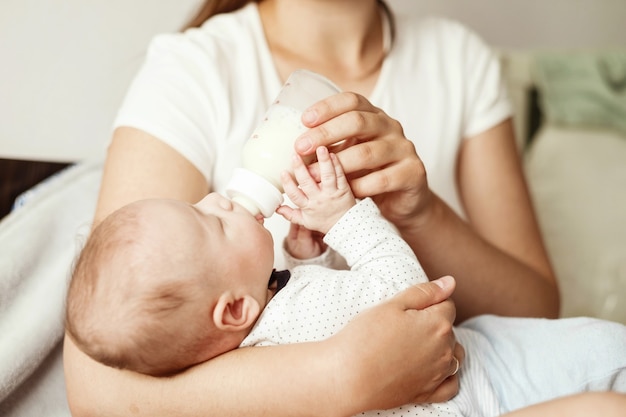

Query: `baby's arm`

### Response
(278, 146, 356, 270)
(284, 223, 327, 260)
(293, 150, 427, 285)
(324, 197, 428, 285)
(282, 222, 341, 271)
(278, 146, 425, 285)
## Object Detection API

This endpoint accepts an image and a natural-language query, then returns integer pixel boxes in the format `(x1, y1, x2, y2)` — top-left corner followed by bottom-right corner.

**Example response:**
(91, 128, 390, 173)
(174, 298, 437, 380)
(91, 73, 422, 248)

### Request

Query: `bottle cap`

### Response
(225, 168, 284, 218)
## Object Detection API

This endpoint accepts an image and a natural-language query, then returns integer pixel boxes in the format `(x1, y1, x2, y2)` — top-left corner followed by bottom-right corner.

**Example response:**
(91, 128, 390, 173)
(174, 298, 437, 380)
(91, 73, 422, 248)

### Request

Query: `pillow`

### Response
(533, 51, 626, 136)
(524, 126, 626, 323)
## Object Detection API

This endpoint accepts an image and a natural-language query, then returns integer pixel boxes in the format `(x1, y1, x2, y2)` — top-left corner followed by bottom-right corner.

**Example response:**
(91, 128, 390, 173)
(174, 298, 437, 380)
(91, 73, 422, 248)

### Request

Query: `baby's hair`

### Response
(65, 202, 214, 376)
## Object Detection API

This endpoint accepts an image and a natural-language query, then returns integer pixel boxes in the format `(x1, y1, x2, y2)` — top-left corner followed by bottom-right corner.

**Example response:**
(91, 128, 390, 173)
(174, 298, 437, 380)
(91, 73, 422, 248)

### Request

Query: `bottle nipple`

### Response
(225, 168, 284, 218)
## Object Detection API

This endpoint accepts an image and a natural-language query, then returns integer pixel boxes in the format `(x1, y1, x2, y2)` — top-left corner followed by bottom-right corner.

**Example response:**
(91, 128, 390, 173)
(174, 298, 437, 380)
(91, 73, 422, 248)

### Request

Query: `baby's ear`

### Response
(213, 292, 260, 332)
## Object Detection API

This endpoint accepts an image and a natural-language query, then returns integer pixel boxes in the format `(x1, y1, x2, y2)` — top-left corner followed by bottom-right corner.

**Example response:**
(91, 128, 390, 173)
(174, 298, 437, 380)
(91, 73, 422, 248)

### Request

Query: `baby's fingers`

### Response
(291, 153, 319, 196)
(317, 146, 338, 191)
(281, 170, 308, 208)
(276, 205, 303, 225)
(329, 153, 349, 191)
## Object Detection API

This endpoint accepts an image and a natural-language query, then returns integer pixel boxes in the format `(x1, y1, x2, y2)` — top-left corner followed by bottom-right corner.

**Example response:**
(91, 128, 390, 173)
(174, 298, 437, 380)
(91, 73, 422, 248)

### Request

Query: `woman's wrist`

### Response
(388, 187, 440, 237)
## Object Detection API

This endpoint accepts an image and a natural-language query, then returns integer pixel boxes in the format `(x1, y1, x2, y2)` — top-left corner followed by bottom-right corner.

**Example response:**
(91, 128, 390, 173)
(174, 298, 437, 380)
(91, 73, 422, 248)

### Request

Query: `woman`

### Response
(63, 0, 559, 415)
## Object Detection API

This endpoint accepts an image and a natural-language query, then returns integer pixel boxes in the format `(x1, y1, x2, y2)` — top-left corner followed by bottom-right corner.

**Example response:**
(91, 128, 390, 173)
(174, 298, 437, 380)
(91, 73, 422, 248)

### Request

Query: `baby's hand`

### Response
(277, 146, 356, 234)
(284, 223, 326, 260)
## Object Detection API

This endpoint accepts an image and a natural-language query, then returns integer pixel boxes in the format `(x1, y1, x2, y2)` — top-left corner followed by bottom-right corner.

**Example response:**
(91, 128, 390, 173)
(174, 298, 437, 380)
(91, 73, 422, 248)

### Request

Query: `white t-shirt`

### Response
(113, 3, 512, 268)
(240, 198, 500, 417)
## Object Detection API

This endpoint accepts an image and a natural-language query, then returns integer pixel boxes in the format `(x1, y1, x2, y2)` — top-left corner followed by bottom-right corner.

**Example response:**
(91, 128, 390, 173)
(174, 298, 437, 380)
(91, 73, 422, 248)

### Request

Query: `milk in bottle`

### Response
(225, 70, 341, 217)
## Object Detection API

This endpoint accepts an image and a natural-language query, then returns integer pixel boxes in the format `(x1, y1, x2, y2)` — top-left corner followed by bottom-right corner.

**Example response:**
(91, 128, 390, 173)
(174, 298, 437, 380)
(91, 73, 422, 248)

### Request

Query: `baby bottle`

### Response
(225, 69, 341, 217)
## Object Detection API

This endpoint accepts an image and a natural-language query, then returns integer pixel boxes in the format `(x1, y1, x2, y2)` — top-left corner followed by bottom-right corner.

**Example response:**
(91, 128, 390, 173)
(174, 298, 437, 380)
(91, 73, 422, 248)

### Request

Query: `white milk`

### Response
(242, 104, 308, 190)
(225, 69, 341, 217)
(226, 104, 307, 217)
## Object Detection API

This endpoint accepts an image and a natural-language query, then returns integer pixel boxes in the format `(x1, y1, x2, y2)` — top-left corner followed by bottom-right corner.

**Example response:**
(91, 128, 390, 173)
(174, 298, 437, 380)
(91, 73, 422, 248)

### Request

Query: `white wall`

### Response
(0, 0, 201, 162)
(389, 0, 626, 49)
(1, 0, 625, 162)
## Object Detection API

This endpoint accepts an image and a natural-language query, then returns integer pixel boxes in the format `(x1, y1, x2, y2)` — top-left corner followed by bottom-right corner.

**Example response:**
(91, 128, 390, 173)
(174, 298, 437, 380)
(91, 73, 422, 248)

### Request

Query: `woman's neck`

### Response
(258, 0, 385, 95)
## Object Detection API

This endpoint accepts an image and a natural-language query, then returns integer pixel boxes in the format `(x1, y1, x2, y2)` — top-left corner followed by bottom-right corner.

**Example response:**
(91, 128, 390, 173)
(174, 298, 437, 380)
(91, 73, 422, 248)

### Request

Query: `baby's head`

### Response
(66, 193, 275, 376)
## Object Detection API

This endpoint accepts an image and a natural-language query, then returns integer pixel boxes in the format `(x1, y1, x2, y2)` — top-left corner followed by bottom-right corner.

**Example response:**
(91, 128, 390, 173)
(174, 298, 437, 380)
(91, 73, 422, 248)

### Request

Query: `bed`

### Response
(1, 19, 626, 417)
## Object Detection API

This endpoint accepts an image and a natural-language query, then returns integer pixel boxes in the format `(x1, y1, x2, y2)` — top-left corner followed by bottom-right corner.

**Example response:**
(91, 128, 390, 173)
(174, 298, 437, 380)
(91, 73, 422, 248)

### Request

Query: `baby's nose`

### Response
(194, 192, 226, 210)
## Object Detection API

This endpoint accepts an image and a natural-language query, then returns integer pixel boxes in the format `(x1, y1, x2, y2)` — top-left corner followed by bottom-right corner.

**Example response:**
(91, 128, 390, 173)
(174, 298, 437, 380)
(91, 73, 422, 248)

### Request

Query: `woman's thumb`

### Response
(393, 275, 456, 310)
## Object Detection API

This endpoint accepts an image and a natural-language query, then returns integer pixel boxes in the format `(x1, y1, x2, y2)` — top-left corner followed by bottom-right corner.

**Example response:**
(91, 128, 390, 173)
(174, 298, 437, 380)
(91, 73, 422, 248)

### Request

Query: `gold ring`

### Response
(451, 357, 460, 376)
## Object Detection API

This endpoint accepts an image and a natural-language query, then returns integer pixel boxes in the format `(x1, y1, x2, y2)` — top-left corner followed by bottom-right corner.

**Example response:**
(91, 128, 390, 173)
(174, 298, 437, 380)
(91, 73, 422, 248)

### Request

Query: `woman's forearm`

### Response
(64, 279, 459, 417)
(396, 121, 559, 322)
(400, 193, 559, 322)
(501, 392, 626, 417)
(64, 334, 348, 417)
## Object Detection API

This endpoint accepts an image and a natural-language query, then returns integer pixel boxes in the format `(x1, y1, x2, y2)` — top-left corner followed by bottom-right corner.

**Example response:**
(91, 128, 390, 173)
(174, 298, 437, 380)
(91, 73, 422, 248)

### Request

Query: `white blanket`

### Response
(0, 158, 103, 416)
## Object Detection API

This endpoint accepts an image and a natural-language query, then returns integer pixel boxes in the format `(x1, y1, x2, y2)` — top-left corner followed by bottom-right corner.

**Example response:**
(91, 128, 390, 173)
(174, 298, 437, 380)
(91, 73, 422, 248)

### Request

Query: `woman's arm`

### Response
(414, 119, 559, 321)
(64, 127, 461, 416)
(91, 127, 209, 226)
(500, 392, 626, 417)
(295, 94, 559, 321)
(64, 280, 460, 417)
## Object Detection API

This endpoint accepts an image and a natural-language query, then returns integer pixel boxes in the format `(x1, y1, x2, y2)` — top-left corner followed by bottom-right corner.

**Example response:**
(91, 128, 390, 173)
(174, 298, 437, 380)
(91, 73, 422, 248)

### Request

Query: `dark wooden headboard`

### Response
(0, 159, 72, 219)
(526, 87, 544, 147)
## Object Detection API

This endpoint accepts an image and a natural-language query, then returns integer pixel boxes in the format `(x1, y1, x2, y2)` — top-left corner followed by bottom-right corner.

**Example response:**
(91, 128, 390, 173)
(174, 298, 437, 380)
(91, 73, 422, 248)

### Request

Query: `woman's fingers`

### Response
(335, 276, 461, 411)
(421, 372, 460, 403)
(448, 342, 464, 377)
(294, 90, 432, 225)
(296, 93, 389, 154)
(295, 91, 422, 197)
(300, 92, 373, 128)
(455, 342, 465, 363)
(349, 150, 423, 197)
(393, 275, 456, 311)
(424, 342, 465, 403)
(306, 137, 421, 187)
(300, 121, 422, 196)
(336, 135, 413, 176)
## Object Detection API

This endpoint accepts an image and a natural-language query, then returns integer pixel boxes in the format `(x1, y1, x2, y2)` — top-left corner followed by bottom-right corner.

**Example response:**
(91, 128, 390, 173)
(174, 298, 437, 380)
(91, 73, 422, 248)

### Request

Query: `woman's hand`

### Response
(295, 94, 560, 321)
(331, 276, 463, 414)
(295, 92, 432, 229)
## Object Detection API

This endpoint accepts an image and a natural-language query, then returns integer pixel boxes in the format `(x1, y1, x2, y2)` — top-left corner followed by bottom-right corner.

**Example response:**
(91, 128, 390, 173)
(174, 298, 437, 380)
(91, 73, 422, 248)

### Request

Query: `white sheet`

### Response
(0, 158, 103, 416)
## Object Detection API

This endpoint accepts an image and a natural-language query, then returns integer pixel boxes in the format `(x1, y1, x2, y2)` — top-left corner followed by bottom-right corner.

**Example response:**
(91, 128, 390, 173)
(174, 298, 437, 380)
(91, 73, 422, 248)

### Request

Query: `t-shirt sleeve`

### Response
(112, 33, 217, 182)
(460, 26, 513, 138)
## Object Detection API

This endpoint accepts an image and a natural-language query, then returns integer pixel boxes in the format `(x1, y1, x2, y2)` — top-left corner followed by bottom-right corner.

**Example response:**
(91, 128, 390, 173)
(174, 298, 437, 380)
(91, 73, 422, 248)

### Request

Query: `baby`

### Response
(65, 145, 421, 376)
